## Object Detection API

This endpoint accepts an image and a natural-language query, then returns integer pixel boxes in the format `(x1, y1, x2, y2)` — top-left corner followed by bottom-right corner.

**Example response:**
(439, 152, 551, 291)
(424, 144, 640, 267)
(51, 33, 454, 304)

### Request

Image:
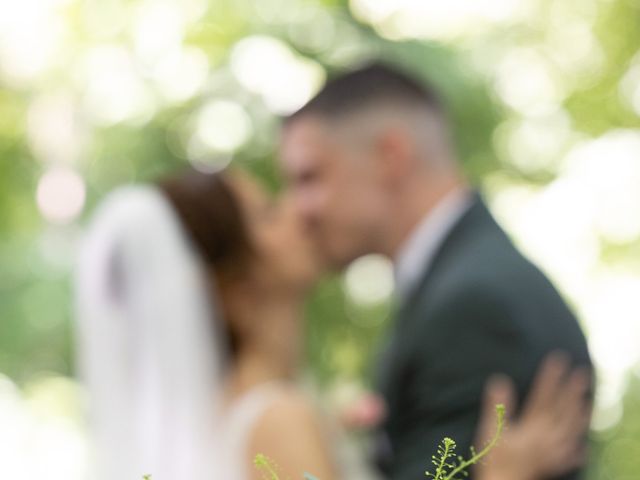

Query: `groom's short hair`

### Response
(286, 62, 445, 123)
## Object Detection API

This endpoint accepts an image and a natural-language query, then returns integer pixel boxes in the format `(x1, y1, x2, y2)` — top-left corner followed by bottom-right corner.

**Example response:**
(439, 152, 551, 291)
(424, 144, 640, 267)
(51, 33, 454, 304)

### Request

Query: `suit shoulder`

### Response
(420, 225, 590, 355)
(438, 224, 566, 305)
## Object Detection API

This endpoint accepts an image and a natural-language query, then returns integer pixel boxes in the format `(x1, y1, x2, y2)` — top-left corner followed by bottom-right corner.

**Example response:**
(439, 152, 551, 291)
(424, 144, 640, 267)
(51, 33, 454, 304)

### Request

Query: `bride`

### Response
(76, 168, 590, 480)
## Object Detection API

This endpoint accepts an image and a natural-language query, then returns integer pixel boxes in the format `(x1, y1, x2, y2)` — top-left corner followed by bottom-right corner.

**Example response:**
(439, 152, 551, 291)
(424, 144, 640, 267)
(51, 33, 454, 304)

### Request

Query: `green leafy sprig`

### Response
(425, 404, 506, 480)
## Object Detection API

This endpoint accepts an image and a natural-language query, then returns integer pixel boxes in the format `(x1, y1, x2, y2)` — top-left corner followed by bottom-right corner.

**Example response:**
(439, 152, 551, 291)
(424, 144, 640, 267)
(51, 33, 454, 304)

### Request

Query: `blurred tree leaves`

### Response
(565, 0, 640, 134)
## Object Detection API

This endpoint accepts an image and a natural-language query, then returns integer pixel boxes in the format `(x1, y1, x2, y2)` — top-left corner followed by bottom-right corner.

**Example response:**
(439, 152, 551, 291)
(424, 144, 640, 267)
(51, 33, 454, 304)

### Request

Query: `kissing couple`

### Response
(77, 63, 592, 480)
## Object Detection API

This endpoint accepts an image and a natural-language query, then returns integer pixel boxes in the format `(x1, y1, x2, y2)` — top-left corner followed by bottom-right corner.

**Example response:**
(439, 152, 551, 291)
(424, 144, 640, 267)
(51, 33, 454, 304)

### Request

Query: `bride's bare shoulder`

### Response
(251, 386, 322, 445)
(247, 386, 336, 480)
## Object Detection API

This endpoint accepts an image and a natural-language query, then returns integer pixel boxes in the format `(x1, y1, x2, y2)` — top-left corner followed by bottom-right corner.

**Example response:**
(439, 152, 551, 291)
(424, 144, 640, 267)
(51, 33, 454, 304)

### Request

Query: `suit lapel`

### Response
(377, 192, 490, 398)
(395, 192, 486, 324)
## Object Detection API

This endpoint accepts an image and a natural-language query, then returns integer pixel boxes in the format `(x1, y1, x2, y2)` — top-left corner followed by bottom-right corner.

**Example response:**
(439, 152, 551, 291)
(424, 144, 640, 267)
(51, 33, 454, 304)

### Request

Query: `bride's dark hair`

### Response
(158, 168, 253, 354)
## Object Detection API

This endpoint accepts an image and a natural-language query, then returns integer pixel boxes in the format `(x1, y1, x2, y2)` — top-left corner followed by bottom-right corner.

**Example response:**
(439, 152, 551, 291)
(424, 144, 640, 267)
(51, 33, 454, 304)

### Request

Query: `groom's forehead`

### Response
(283, 115, 332, 143)
(280, 118, 338, 165)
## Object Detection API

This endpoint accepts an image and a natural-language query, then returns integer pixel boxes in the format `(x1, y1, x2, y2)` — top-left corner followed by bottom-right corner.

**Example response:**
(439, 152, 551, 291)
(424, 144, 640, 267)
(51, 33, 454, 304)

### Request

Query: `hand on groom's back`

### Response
(474, 353, 592, 480)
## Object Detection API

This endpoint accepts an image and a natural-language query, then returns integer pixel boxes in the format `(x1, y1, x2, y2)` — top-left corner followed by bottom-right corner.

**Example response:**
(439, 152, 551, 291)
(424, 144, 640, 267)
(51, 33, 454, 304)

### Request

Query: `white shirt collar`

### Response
(394, 187, 473, 299)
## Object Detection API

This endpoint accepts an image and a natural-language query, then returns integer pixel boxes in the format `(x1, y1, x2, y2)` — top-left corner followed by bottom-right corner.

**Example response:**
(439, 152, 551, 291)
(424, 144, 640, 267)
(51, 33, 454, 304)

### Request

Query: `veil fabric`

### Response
(75, 186, 226, 480)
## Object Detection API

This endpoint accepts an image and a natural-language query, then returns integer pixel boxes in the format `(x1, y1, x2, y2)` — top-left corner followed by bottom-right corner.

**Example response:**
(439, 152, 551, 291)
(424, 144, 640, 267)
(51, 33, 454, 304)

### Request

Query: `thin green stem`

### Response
(435, 438, 455, 480)
(443, 404, 506, 480)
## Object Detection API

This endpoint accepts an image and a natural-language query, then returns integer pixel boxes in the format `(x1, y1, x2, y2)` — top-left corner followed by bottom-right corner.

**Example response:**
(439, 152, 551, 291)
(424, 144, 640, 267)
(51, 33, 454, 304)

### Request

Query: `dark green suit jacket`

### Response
(375, 193, 592, 480)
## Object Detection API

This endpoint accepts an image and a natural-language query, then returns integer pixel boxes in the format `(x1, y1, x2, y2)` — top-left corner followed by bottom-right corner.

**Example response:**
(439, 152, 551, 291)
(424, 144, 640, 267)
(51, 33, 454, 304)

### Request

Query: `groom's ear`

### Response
(375, 128, 414, 186)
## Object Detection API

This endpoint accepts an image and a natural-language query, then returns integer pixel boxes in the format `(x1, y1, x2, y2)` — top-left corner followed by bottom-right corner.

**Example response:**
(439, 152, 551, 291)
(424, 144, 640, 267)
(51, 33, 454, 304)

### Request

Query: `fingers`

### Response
(518, 355, 592, 478)
(551, 369, 592, 472)
(477, 374, 516, 446)
(554, 367, 592, 433)
(543, 419, 590, 477)
(565, 414, 591, 471)
(487, 374, 517, 420)
(522, 351, 571, 419)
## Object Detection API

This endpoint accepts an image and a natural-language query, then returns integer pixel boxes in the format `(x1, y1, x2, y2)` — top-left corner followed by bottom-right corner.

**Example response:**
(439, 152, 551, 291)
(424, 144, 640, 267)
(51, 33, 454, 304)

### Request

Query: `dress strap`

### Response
(220, 382, 290, 480)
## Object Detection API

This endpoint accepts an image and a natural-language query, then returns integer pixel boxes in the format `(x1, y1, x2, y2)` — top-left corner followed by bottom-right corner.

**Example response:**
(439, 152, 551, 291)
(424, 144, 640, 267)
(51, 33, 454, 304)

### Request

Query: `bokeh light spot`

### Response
(344, 254, 395, 306)
(36, 168, 86, 224)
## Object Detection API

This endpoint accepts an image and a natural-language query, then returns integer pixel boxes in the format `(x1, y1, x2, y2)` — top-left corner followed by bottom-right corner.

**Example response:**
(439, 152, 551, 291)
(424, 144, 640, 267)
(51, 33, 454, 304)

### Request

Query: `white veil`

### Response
(75, 186, 226, 480)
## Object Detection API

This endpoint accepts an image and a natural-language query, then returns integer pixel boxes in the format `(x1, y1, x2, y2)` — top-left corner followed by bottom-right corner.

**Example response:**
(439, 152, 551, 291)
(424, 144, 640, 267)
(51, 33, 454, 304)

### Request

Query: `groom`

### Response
(279, 63, 592, 480)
